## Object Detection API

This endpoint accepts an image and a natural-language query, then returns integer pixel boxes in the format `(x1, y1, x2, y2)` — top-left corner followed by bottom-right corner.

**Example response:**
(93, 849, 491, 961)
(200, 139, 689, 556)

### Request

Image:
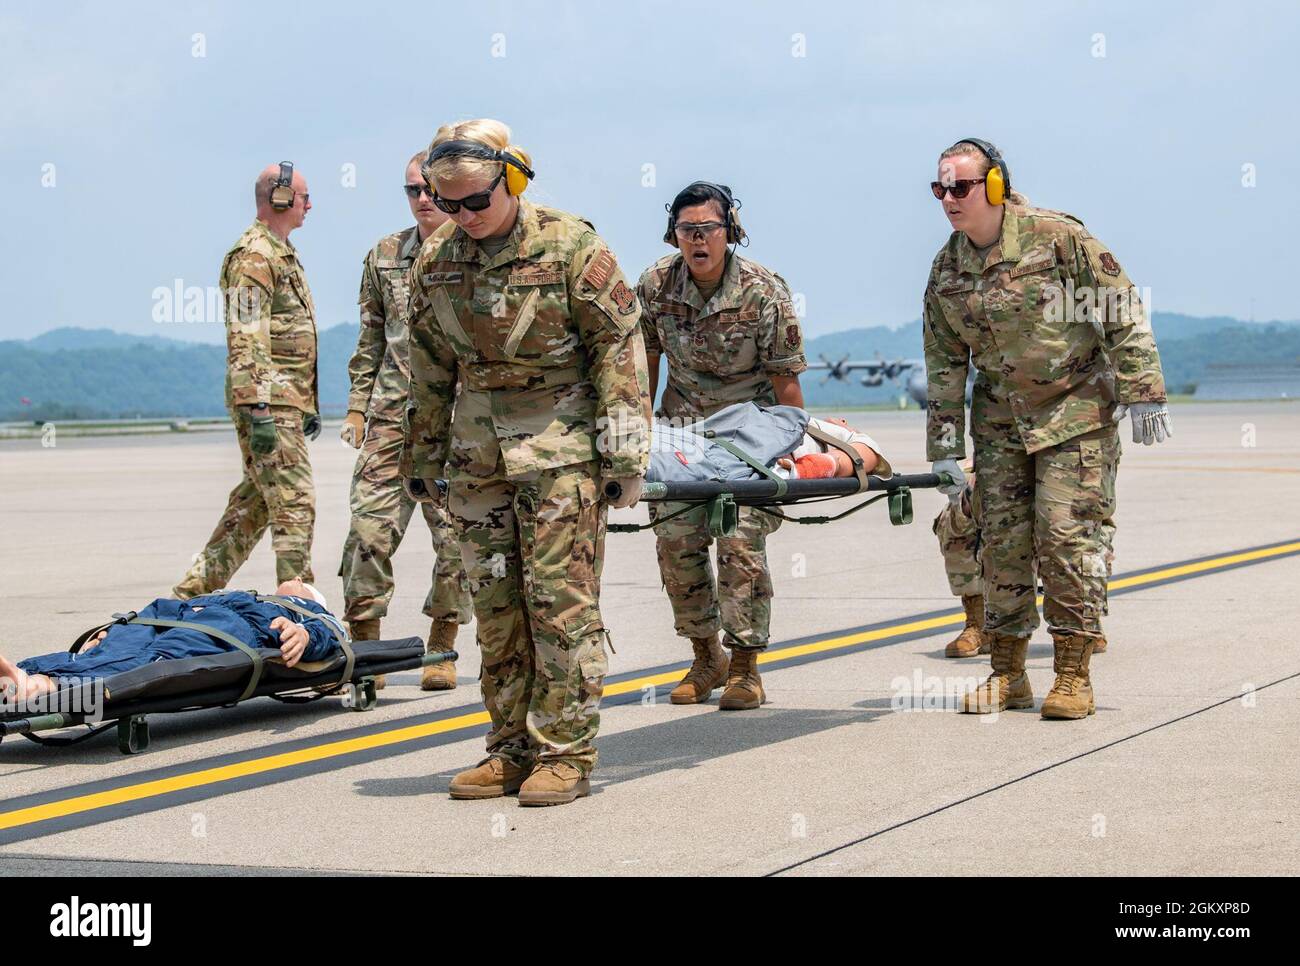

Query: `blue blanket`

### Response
(19, 591, 342, 681)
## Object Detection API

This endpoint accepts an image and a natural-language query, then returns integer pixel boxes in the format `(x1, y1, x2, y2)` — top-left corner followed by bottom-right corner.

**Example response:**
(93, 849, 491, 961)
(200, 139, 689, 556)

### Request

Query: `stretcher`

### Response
(0, 596, 457, 755)
(422, 469, 953, 538)
(605, 472, 952, 537)
(601, 414, 954, 536)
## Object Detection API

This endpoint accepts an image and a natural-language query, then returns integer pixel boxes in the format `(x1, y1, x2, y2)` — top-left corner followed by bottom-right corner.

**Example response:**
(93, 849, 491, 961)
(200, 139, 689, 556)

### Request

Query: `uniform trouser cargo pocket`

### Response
(1035, 427, 1120, 634)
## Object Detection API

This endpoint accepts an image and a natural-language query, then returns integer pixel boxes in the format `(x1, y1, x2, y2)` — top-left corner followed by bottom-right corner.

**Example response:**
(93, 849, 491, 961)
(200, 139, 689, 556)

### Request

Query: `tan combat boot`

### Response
(669, 634, 730, 704)
(961, 632, 1033, 713)
(518, 761, 590, 807)
(421, 619, 459, 691)
(1041, 632, 1098, 720)
(1092, 632, 1108, 654)
(347, 618, 385, 690)
(449, 756, 528, 799)
(719, 647, 765, 710)
(945, 594, 992, 658)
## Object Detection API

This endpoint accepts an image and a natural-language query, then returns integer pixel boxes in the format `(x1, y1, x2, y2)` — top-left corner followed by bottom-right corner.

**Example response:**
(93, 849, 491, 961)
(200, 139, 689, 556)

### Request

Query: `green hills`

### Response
(1, 313, 1297, 421)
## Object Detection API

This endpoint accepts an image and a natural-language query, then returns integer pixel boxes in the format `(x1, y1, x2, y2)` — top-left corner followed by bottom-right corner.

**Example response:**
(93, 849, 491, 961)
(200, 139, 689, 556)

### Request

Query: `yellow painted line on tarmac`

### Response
(0, 711, 486, 832)
(1107, 540, 1300, 591)
(2, 539, 1298, 834)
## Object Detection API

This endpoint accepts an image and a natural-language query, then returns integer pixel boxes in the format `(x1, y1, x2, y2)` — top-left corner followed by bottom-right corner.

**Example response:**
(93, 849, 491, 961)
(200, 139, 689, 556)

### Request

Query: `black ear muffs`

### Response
(269, 161, 295, 210)
(956, 138, 1010, 205)
(664, 181, 746, 246)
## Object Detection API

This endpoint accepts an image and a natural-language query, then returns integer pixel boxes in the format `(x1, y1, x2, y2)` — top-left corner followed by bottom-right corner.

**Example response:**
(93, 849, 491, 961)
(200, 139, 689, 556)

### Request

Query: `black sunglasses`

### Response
(403, 183, 434, 199)
(931, 178, 986, 200)
(432, 171, 504, 213)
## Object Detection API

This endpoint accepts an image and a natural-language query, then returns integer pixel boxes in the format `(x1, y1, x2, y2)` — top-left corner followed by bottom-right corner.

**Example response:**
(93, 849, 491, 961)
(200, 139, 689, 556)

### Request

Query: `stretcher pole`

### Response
(0, 712, 79, 738)
(602, 472, 953, 537)
(624, 472, 945, 505)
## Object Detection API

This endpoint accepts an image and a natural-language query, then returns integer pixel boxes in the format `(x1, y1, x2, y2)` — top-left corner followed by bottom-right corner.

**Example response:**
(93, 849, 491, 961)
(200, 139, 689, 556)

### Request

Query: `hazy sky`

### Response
(2, 0, 1296, 345)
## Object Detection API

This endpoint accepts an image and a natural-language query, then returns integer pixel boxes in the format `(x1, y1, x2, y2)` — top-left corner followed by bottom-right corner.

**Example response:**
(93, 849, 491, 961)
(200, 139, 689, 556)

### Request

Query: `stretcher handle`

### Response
(0, 713, 74, 737)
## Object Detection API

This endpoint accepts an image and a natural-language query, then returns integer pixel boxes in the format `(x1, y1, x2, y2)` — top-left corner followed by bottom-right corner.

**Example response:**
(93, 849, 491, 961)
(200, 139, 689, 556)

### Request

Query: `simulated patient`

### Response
(647, 404, 891, 485)
(0, 580, 342, 704)
(773, 415, 891, 480)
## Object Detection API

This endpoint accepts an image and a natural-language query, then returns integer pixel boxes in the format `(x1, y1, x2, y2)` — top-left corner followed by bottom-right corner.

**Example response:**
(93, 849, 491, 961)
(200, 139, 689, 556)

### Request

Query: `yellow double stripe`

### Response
(2, 539, 1297, 834)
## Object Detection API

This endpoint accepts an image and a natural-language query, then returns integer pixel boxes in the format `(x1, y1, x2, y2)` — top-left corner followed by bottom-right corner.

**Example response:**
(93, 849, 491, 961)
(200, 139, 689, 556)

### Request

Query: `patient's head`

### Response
(276, 579, 328, 607)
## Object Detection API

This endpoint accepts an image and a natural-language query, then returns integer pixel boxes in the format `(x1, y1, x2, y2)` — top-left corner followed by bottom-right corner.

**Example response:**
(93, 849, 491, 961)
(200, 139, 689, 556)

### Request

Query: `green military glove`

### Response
(302, 411, 322, 441)
(249, 408, 278, 456)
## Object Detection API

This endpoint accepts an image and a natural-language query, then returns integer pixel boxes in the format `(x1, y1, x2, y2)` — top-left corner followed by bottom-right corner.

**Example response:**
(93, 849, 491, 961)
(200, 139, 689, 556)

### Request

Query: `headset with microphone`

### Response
(663, 181, 747, 246)
(269, 161, 296, 210)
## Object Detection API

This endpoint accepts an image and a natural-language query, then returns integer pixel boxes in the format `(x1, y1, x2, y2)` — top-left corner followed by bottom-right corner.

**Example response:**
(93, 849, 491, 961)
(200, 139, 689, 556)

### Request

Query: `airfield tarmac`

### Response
(0, 401, 1297, 876)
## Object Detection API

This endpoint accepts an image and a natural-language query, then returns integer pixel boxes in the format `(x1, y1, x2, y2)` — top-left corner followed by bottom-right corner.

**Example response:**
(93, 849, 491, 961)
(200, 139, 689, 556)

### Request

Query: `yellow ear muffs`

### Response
(501, 149, 532, 196)
(956, 138, 1010, 206)
(984, 164, 1006, 206)
(424, 140, 535, 198)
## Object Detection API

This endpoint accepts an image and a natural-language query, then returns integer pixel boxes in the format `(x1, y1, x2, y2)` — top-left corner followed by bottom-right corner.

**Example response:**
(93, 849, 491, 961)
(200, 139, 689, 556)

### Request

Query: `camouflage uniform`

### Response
(338, 225, 471, 625)
(636, 252, 807, 649)
(403, 200, 650, 776)
(174, 221, 318, 598)
(924, 204, 1165, 638)
(933, 486, 983, 598)
(932, 486, 1116, 609)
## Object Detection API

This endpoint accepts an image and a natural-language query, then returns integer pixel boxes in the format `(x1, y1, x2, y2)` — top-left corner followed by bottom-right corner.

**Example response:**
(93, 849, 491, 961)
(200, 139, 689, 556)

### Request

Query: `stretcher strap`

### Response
(68, 618, 121, 655)
(254, 596, 356, 692)
(804, 423, 872, 490)
(751, 492, 887, 525)
(22, 721, 115, 748)
(704, 436, 788, 498)
(128, 618, 264, 703)
(609, 499, 713, 534)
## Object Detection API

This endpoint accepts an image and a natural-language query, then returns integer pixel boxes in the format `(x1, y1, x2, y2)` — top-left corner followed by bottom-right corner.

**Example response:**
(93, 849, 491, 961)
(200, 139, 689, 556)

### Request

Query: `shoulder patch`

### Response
(610, 280, 637, 315)
(784, 324, 801, 351)
(581, 248, 617, 292)
(1098, 252, 1121, 276)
